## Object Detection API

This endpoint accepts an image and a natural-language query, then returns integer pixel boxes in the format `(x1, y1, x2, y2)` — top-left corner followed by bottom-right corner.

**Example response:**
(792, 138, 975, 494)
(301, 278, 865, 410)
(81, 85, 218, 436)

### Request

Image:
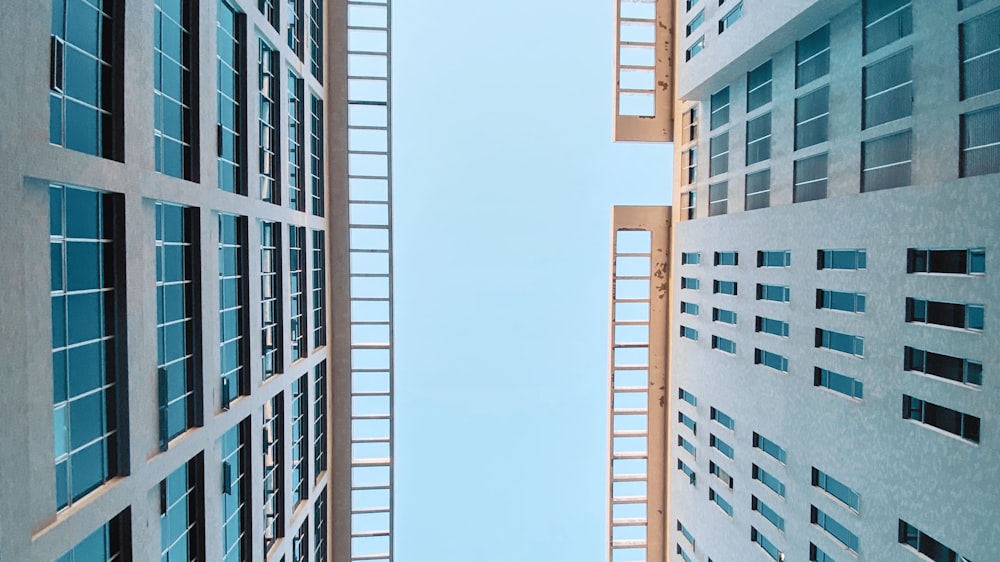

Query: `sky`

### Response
(392, 1, 671, 560)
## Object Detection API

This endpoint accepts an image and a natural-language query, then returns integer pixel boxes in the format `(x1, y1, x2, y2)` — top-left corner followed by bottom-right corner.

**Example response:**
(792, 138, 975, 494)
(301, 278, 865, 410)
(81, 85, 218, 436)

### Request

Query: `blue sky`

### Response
(393, 1, 671, 560)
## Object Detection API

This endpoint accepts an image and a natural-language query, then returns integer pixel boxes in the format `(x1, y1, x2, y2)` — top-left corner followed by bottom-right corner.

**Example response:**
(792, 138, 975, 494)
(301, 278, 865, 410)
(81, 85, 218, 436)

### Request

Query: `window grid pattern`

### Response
(263, 394, 284, 554)
(258, 40, 280, 204)
(292, 518, 308, 562)
(863, 0, 912, 54)
(310, 95, 325, 216)
(960, 9, 1000, 99)
(289, 226, 307, 360)
(156, 203, 196, 448)
(217, 1, 244, 193)
(863, 129, 913, 193)
(56, 511, 128, 562)
(153, 0, 194, 179)
(51, 186, 119, 510)
(160, 461, 199, 562)
(291, 375, 309, 505)
(221, 421, 248, 562)
(219, 214, 246, 409)
(863, 49, 913, 129)
(796, 25, 830, 88)
(314, 361, 328, 475)
(49, 0, 115, 157)
(288, 0, 304, 59)
(288, 73, 305, 211)
(260, 221, 282, 378)
(312, 230, 327, 348)
(960, 104, 1000, 177)
(309, 0, 323, 81)
(258, 0, 278, 30)
(314, 489, 328, 562)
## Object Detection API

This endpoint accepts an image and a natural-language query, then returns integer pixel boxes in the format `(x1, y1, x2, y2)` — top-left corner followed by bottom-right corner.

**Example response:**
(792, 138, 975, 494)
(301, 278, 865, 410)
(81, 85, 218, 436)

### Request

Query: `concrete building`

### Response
(0, 1, 394, 561)
(610, 1, 1000, 561)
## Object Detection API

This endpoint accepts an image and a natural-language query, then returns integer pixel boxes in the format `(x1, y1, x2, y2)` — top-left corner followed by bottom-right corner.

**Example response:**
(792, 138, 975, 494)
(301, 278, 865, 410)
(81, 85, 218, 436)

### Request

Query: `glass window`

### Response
(812, 506, 859, 552)
(51, 185, 121, 510)
(679, 412, 697, 433)
(217, 1, 245, 193)
(712, 307, 737, 325)
(710, 407, 735, 430)
(677, 544, 693, 562)
(863, 49, 912, 129)
(795, 86, 829, 149)
(154, 0, 195, 180)
(686, 36, 704, 61)
(757, 250, 790, 268)
(260, 221, 282, 377)
(309, 0, 324, 81)
(49, 0, 119, 158)
(678, 459, 696, 485)
(677, 520, 696, 548)
(751, 526, 781, 560)
(755, 316, 789, 337)
(794, 153, 828, 203)
(680, 301, 700, 315)
(314, 490, 328, 562)
(755, 349, 789, 372)
(863, 0, 912, 54)
(311, 95, 325, 215)
(713, 280, 737, 295)
(263, 394, 284, 554)
(960, 104, 1000, 177)
(710, 87, 730, 129)
(314, 361, 328, 475)
(681, 276, 700, 290)
(219, 214, 247, 409)
(258, 0, 278, 29)
(680, 325, 699, 340)
(679, 388, 697, 406)
(683, 106, 698, 143)
(904, 346, 982, 385)
(712, 335, 736, 355)
(221, 420, 249, 562)
(161, 459, 201, 562)
(710, 434, 733, 458)
(259, 40, 280, 204)
(815, 328, 865, 357)
(863, 129, 912, 192)
(816, 289, 866, 313)
(756, 284, 789, 303)
(810, 543, 835, 562)
(288, 0, 304, 58)
(709, 460, 733, 488)
(56, 510, 129, 562)
(960, 8, 1000, 99)
(709, 488, 733, 516)
(718, 2, 743, 33)
(288, 73, 305, 211)
(898, 520, 972, 562)
(753, 433, 786, 464)
(752, 497, 785, 532)
(156, 203, 197, 448)
(818, 249, 867, 270)
(907, 248, 986, 274)
(812, 467, 860, 510)
(312, 230, 327, 348)
(681, 252, 701, 265)
(747, 61, 772, 112)
(904, 395, 981, 442)
(746, 113, 771, 165)
(682, 188, 697, 220)
(752, 463, 786, 497)
(686, 10, 704, 36)
(291, 375, 309, 505)
(710, 133, 729, 177)
(906, 298, 984, 330)
(709, 182, 728, 216)
(796, 25, 830, 88)
(745, 169, 770, 210)
(815, 368, 864, 399)
(679, 435, 697, 456)
(684, 147, 697, 186)
(289, 226, 307, 360)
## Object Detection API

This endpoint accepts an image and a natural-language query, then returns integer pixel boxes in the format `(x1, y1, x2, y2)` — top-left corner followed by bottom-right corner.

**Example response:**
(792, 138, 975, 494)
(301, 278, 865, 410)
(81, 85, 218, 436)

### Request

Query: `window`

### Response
(712, 335, 736, 354)
(753, 433, 786, 463)
(815, 328, 865, 357)
(681, 301, 700, 315)
(709, 488, 733, 516)
(50, 186, 123, 510)
(680, 325, 699, 340)
(681, 276, 700, 290)
(796, 25, 830, 88)
(812, 506, 859, 552)
(258, 40, 280, 204)
(679, 412, 697, 433)
(755, 317, 789, 337)
(682, 189, 697, 220)
(677, 544, 693, 562)
(809, 543, 835, 562)
(258, 0, 278, 29)
(713, 280, 737, 295)
(709, 460, 733, 488)
(756, 283, 789, 302)
(217, 2, 245, 193)
(288, 0, 304, 59)
(291, 517, 308, 562)
(219, 214, 247, 409)
(750, 527, 781, 560)
(816, 289, 866, 313)
(263, 394, 284, 554)
(904, 346, 982, 385)
(291, 375, 309, 505)
(50, 0, 121, 159)
(221, 420, 249, 562)
(710, 133, 729, 177)
(863, 0, 912, 54)
(260, 221, 282, 377)
(795, 86, 829, 149)
(815, 367, 864, 399)
(678, 459, 697, 485)
(679, 435, 697, 456)
(681, 252, 701, 265)
(713, 308, 737, 325)
(678, 520, 696, 548)
(960, 104, 1000, 177)
(683, 106, 698, 142)
(961, 0, 985, 8)
(289, 226, 307, 360)
(309, 0, 323, 81)
(863, 129, 912, 191)
(757, 250, 790, 267)
(899, 520, 972, 562)
(906, 298, 984, 330)
(709, 182, 728, 216)
(818, 249, 867, 270)
(156, 203, 198, 449)
(710, 87, 730, 130)
(154, 0, 196, 179)
(311, 230, 327, 348)
(56, 510, 130, 562)
(288, 73, 305, 211)
(960, 9, 1000, 99)
(714, 251, 738, 266)
(710, 434, 734, 458)
(686, 10, 705, 36)
(718, 2, 742, 33)
(863, 49, 912, 129)
(160, 458, 202, 562)
(684, 147, 698, 185)
(314, 490, 328, 562)
(794, 153, 828, 202)
(747, 61, 772, 112)
(752, 464, 786, 497)
(812, 467, 860, 510)
(745, 169, 770, 210)
(754, 349, 789, 373)
(710, 407, 734, 430)
(686, 0, 698, 11)
(314, 361, 328, 474)
(746, 113, 771, 164)
(908, 248, 985, 274)
(752, 497, 785, 532)
(310, 95, 325, 216)
(679, 388, 698, 406)
(903, 395, 981, 442)
(686, 36, 705, 61)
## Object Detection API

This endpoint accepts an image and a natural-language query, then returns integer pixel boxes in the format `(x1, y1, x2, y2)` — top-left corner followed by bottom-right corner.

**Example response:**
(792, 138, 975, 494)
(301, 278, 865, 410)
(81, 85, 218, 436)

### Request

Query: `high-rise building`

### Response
(609, 1, 1000, 561)
(0, 1, 394, 561)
